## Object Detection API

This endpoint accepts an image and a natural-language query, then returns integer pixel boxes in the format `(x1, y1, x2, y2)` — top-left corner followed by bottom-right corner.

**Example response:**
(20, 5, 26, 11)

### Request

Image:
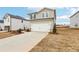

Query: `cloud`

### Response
(57, 15, 69, 19)
(26, 7, 55, 12)
(26, 7, 42, 12)
(56, 15, 70, 25)
(57, 7, 79, 20)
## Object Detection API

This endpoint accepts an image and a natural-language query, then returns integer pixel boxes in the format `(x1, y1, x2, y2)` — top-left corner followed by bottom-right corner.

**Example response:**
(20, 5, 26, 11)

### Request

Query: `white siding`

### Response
(11, 18, 23, 30)
(22, 20, 31, 29)
(36, 9, 54, 19)
(11, 18, 31, 30)
(70, 13, 79, 28)
(31, 9, 54, 20)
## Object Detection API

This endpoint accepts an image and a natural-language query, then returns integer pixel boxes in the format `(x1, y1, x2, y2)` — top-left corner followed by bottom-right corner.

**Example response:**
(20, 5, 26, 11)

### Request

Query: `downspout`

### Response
(10, 17, 12, 32)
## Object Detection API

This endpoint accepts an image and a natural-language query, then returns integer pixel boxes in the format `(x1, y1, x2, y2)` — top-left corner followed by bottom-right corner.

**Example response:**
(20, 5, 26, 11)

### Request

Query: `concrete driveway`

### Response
(0, 32, 48, 52)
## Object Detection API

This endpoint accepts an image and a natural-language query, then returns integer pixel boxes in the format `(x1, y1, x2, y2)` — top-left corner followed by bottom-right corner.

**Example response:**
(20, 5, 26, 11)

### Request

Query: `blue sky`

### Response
(0, 7, 79, 25)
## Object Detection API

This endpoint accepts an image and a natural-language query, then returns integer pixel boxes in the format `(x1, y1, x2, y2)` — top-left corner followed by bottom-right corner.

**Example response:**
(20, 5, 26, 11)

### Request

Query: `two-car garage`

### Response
(31, 23, 52, 32)
(30, 19, 53, 32)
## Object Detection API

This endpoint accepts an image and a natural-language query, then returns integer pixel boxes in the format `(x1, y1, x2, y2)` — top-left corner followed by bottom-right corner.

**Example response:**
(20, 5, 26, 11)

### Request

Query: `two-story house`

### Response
(3, 13, 30, 31)
(28, 8, 56, 32)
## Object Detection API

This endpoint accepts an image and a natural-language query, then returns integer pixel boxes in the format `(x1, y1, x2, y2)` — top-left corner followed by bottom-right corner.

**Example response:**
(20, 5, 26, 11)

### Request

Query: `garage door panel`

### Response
(31, 24, 51, 32)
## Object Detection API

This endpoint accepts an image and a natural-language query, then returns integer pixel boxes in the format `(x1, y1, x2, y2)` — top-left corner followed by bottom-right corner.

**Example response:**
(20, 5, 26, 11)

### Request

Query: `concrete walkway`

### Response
(0, 32, 48, 52)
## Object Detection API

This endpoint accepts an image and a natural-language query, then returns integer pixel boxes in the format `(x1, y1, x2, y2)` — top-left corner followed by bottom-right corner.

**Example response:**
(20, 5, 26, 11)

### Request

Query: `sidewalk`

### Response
(0, 32, 48, 52)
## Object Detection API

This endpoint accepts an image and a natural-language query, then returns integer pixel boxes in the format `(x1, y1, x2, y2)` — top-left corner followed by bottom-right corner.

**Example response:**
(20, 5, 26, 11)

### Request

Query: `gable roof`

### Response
(28, 8, 54, 15)
(70, 11, 79, 18)
(3, 13, 26, 20)
(0, 20, 4, 23)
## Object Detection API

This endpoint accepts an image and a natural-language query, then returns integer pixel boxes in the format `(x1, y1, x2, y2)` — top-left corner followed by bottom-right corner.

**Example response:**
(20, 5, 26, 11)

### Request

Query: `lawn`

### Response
(0, 32, 18, 39)
(30, 28, 79, 52)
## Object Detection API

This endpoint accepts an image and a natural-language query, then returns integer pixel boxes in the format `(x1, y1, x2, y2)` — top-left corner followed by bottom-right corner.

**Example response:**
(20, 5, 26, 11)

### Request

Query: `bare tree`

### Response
(53, 9, 57, 34)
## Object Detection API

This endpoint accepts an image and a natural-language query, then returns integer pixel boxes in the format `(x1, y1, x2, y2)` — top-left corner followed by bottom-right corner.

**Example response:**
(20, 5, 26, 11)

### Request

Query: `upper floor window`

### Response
(42, 13, 44, 18)
(30, 15, 32, 19)
(31, 14, 36, 19)
(34, 14, 36, 19)
(46, 12, 48, 17)
(42, 12, 49, 18)
(32, 14, 36, 19)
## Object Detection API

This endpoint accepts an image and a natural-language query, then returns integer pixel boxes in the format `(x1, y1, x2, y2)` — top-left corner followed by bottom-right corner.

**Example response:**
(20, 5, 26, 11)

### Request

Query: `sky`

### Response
(0, 7, 79, 25)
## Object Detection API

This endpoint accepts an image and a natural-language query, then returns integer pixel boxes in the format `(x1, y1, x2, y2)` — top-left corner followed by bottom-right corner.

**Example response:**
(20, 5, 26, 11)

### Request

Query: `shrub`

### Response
(0, 28, 3, 31)
(17, 28, 22, 33)
(75, 24, 78, 27)
(26, 29, 31, 32)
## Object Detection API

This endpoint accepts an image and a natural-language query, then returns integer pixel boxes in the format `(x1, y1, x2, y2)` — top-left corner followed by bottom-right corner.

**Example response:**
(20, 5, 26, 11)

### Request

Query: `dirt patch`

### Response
(30, 28, 79, 52)
(0, 32, 20, 39)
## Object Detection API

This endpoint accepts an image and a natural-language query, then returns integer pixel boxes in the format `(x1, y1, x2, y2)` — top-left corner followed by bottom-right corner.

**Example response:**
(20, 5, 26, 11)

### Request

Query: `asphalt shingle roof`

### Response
(3, 13, 26, 20)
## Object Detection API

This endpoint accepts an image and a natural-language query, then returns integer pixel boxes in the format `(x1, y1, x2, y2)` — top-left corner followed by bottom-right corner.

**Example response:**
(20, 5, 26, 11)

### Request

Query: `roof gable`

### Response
(70, 11, 79, 18)
(38, 8, 54, 13)
(28, 8, 54, 15)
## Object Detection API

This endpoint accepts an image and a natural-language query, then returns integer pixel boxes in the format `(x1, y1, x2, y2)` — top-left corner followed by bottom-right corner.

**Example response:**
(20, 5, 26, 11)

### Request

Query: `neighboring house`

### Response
(70, 11, 79, 28)
(3, 13, 30, 31)
(28, 8, 55, 32)
(0, 20, 4, 30)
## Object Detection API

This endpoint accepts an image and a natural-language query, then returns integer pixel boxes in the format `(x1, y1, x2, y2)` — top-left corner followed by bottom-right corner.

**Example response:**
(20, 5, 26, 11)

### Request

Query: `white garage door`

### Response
(31, 24, 51, 32)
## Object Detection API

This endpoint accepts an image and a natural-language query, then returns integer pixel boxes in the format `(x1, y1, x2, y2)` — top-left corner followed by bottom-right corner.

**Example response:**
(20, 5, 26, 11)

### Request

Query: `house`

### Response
(28, 8, 56, 32)
(3, 13, 30, 31)
(70, 11, 79, 28)
(0, 20, 4, 30)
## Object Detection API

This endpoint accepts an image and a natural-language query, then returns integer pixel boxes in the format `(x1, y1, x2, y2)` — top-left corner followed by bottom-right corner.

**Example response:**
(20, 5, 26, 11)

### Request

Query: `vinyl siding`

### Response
(31, 9, 54, 20)
(70, 13, 79, 28)
(11, 18, 23, 30)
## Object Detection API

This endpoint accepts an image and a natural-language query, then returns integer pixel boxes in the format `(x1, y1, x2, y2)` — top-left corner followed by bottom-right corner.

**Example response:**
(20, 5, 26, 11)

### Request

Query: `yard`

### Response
(0, 31, 18, 39)
(30, 28, 79, 52)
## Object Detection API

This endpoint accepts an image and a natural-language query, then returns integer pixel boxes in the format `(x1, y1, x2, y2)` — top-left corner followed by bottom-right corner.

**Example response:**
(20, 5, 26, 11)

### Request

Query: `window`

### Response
(42, 12, 48, 18)
(30, 15, 32, 19)
(34, 14, 36, 19)
(32, 14, 36, 19)
(46, 12, 48, 17)
(42, 13, 44, 18)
